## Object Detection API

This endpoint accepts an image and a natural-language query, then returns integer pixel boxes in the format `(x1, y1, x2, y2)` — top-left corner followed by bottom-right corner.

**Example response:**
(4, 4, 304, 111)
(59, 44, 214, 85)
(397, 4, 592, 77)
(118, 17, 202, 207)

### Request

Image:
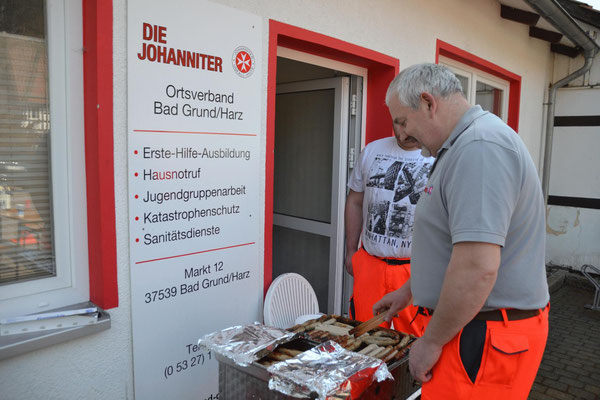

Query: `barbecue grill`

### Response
(216, 336, 419, 399)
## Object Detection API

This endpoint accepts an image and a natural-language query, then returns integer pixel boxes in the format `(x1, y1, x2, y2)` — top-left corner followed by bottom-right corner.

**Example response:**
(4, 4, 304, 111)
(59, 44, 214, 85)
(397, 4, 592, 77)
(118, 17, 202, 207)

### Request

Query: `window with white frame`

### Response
(0, 0, 89, 319)
(440, 56, 510, 122)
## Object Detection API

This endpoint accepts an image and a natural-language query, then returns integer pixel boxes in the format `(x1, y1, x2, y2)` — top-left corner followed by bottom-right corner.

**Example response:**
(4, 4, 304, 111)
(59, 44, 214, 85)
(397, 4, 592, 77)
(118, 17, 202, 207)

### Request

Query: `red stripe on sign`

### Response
(135, 242, 256, 264)
(133, 129, 257, 136)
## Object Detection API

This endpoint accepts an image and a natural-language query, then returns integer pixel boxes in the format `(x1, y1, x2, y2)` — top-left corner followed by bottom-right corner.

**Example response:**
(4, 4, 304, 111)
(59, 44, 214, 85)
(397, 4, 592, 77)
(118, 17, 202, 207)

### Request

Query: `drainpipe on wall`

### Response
(524, 0, 599, 204)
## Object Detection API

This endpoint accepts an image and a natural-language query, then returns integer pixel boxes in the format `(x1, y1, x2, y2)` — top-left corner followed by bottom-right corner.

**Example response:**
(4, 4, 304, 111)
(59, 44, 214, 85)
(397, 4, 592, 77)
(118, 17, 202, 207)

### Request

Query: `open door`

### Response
(272, 77, 349, 314)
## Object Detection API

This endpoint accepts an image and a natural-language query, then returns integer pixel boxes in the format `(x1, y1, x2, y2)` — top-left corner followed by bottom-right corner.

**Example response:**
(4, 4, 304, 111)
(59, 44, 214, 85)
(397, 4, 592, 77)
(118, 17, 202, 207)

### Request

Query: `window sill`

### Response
(0, 301, 110, 361)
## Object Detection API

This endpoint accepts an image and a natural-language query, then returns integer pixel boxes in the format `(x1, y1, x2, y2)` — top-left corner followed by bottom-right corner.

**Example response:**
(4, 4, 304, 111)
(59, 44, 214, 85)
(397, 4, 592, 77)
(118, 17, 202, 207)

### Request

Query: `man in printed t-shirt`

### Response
(344, 123, 433, 336)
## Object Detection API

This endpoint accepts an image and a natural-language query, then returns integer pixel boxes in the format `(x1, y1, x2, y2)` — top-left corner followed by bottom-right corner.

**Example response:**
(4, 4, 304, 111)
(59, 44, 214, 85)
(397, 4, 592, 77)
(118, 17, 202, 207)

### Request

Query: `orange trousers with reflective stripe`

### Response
(351, 247, 428, 337)
(422, 305, 549, 400)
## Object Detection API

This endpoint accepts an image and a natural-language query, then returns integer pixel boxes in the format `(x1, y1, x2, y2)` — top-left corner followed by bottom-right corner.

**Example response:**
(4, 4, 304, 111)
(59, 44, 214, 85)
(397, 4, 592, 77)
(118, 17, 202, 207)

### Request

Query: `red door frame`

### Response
(435, 39, 521, 132)
(264, 20, 399, 294)
(83, 0, 118, 309)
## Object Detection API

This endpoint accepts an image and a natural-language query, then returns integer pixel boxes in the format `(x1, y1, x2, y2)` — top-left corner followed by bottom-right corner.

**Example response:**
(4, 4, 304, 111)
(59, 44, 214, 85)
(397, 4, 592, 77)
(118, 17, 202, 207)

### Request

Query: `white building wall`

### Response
(0, 1, 135, 399)
(0, 0, 554, 398)
(546, 50, 600, 271)
(216, 0, 552, 169)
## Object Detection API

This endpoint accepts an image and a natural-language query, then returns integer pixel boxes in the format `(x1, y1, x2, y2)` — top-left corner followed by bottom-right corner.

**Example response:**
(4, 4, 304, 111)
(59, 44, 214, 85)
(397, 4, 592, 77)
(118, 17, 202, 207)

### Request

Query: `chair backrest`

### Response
(263, 273, 320, 329)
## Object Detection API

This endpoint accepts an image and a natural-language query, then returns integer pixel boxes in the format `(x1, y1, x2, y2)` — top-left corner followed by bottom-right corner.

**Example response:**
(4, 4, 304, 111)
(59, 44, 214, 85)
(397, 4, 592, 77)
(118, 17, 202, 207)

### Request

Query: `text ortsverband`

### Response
(154, 84, 243, 120)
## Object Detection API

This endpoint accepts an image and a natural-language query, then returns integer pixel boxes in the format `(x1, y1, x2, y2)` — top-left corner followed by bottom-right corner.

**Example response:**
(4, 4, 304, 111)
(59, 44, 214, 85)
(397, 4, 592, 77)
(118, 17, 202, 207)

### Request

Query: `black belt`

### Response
(381, 258, 410, 266)
(416, 306, 541, 321)
(361, 246, 410, 266)
(474, 309, 540, 321)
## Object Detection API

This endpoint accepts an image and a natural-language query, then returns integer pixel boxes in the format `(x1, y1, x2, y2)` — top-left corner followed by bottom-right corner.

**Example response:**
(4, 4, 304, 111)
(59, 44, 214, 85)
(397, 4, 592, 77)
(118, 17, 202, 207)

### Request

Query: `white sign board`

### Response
(127, 1, 262, 398)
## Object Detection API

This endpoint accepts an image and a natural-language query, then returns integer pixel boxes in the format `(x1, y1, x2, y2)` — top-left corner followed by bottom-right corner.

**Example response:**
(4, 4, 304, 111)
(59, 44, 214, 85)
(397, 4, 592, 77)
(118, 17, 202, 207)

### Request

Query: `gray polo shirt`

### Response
(411, 106, 549, 311)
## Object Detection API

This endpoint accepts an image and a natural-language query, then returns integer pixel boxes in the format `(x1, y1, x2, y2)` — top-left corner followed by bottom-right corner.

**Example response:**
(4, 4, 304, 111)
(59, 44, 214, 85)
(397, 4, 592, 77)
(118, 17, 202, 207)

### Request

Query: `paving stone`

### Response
(575, 356, 597, 366)
(584, 384, 600, 395)
(543, 359, 566, 370)
(543, 379, 569, 392)
(538, 362, 554, 371)
(528, 280, 600, 400)
(561, 360, 583, 368)
(565, 365, 586, 375)
(542, 354, 561, 362)
(566, 387, 597, 400)
(538, 369, 560, 381)
(577, 375, 600, 387)
(555, 369, 577, 379)
(558, 376, 585, 389)
(529, 391, 553, 400)
(545, 388, 574, 400)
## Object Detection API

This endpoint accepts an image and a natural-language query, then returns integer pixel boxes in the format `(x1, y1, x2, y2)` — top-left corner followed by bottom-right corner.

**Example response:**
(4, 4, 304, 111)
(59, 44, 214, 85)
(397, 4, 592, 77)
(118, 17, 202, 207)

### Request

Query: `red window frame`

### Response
(83, 0, 118, 309)
(265, 20, 399, 293)
(436, 39, 521, 132)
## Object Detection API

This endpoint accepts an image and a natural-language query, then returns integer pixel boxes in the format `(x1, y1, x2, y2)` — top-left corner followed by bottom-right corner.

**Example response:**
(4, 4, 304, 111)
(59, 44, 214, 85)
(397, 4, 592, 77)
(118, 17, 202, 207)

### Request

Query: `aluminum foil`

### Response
(267, 340, 393, 399)
(197, 322, 296, 366)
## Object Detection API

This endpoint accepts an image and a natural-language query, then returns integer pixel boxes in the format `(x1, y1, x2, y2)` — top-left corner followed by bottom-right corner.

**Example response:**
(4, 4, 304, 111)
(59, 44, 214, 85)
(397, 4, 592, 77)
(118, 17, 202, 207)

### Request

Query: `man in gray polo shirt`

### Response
(374, 63, 549, 399)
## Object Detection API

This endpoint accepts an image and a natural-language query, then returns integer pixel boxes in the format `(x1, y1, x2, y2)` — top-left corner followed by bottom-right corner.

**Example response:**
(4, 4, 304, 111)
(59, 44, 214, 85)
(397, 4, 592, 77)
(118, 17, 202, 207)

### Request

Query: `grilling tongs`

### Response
(348, 311, 388, 337)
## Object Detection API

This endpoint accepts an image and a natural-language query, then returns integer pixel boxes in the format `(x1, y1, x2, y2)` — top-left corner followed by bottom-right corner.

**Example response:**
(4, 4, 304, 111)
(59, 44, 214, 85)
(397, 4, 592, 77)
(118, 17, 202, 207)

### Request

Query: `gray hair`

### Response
(385, 63, 464, 109)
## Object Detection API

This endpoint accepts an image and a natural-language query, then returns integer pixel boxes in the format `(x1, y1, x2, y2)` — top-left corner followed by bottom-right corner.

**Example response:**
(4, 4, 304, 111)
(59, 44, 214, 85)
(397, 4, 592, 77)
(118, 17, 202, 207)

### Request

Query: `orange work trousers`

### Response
(422, 305, 550, 400)
(350, 247, 428, 337)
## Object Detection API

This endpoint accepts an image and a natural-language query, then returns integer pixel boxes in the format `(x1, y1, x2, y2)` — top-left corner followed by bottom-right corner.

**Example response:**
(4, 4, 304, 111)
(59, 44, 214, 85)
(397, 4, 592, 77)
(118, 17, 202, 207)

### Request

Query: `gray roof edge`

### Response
(525, 0, 600, 53)
(557, 0, 600, 29)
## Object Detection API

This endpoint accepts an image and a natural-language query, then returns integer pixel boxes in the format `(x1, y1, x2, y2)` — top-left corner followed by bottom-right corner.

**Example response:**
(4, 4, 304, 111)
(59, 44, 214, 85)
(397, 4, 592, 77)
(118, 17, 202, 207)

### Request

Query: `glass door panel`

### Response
(273, 77, 349, 314)
(272, 226, 330, 312)
(274, 90, 334, 223)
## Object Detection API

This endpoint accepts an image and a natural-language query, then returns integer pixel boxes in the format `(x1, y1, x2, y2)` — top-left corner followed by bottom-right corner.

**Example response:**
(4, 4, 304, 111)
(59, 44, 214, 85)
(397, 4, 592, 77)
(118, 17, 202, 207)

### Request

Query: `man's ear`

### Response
(421, 92, 436, 115)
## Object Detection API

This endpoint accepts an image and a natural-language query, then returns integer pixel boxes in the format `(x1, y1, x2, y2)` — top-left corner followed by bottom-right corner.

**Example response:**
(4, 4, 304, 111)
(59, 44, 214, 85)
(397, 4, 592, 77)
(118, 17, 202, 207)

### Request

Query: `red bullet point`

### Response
(135, 172, 138, 177)
(136, 238, 139, 242)
(135, 216, 139, 221)
(135, 195, 139, 199)
(134, 150, 138, 155)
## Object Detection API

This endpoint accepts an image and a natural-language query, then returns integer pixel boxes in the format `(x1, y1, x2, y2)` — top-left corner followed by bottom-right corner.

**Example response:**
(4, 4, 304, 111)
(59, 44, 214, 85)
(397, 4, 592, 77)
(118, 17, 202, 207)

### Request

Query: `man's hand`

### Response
(344, 251, 355, 276)
(373, 282, 412, 322)
(408, 336, 443, 383)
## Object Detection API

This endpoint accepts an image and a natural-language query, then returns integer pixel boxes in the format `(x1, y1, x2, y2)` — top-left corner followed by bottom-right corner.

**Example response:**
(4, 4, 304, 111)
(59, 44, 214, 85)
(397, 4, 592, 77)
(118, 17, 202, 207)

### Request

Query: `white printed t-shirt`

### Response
(348, 137, 433, 258)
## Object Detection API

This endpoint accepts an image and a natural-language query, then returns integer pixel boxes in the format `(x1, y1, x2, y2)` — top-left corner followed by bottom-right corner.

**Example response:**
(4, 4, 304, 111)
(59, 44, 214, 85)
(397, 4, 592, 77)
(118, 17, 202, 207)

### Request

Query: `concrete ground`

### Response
(529, 270, 600, 400)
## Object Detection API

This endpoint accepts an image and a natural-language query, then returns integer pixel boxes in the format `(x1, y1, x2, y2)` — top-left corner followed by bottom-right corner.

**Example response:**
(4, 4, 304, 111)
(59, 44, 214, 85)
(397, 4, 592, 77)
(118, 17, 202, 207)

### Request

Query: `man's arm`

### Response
(344, 190, 364, 276)
(409, 241, 500, 382)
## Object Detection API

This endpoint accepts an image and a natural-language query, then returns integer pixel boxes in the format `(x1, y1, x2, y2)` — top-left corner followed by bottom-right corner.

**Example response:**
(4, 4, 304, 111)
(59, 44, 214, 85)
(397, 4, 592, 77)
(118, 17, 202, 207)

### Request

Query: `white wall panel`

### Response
(550, 127, 600, 198)
(556, 87, 600, 116)
(547, 58, 600, 271)
(546, 206, 600, 270)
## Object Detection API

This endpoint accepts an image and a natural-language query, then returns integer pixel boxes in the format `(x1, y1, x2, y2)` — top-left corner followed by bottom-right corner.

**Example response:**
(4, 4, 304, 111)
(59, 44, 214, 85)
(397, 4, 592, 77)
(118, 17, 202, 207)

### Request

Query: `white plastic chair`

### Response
(263, 273, 320, 329)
